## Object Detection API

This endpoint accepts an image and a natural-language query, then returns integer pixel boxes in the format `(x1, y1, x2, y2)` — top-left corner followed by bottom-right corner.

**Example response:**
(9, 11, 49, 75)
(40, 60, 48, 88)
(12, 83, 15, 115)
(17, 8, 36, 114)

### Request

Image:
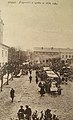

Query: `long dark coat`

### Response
(10, 89, 15, 98)
(40, 86, 45, 95)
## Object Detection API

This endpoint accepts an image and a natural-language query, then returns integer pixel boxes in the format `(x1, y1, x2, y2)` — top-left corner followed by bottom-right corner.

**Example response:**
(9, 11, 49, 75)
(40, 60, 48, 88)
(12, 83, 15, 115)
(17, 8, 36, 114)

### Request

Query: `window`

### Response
(43, 60, 45, 62)
(66, 55, 68, 58)
(62, 55, 64, 58)
(69, 55, 71, 58)
(2, 62, 4, 66)
(46, 60, 48, 62)
(66, 60, 67, 63)
(2, 50, 3, 57)
(5, 51, 7, 57)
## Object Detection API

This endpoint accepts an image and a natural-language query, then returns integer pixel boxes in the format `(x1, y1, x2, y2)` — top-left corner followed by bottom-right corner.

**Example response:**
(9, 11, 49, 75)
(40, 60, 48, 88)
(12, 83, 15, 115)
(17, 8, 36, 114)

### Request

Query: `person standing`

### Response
(29, 69, 32, 75)
(18, 106, 25, 120)
(40, 111, 44, 120)
(24, 105, 32, 120)
(44, 109, 52, 120)
(40, 84, 45, 96)
(10, 88, 15, 102)
(32, 110, 39, 120)
(29, 75, 32, 83)
(35, 75, 38, 84)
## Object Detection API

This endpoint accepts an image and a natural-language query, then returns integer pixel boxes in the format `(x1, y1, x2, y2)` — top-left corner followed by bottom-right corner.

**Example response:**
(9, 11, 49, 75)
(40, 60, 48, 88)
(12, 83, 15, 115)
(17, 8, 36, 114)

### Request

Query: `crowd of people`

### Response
(38, 80, 62, 96)
(1, 62, 71, 120)
(17, 105, 59, 120)
(1, 62, 63, 100)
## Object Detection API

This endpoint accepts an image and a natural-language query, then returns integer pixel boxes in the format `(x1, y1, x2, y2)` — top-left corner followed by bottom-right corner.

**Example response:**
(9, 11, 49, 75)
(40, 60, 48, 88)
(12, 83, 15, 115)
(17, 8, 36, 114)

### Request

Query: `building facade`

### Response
(32, 47, 73, 66)
(0, 14, 9, 67)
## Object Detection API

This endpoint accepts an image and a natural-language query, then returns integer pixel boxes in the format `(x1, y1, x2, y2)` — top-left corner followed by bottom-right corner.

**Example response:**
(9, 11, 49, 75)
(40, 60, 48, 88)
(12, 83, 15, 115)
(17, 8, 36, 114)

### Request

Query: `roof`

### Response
(0, 43, 9, 48)
(34, 47, 73, 53)
(46, 70, 58, 78)
(43, 67, 51, 71)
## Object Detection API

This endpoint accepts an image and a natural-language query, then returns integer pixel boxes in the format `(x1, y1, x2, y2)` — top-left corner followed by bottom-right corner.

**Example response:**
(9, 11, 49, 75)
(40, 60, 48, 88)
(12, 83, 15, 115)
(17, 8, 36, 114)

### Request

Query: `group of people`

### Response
(38, 80, 62, 96)
(32, 109, 59, 120)
(17, 105, 32, 120)
(17, 105, 59, 120)
(35, 68, 63, 96)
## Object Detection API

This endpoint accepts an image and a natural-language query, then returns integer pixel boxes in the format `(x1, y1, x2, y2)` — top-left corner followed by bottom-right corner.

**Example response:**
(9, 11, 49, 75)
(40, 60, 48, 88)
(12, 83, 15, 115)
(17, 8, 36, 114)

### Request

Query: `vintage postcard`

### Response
(0, 0, 73, 120)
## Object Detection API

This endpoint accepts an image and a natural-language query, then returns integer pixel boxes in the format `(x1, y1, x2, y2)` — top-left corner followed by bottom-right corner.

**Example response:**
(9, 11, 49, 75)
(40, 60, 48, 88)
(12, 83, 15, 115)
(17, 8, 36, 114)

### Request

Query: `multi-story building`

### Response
(32, 47, 73, 66)
(0, 14, 9, 67)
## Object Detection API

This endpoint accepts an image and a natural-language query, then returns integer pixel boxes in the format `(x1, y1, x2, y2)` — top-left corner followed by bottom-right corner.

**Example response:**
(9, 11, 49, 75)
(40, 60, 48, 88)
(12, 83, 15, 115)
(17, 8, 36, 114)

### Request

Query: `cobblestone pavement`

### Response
(0, 71, 73, 120)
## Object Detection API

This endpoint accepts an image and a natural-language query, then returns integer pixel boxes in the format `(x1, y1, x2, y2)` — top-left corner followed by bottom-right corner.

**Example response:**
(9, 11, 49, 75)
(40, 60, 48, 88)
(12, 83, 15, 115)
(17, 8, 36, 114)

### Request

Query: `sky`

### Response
(0, 0, 73, 50)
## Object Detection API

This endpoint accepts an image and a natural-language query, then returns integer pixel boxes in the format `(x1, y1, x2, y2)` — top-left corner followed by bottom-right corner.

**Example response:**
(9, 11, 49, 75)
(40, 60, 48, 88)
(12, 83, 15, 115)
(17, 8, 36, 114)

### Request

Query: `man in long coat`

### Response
(10, 88, 15, 102)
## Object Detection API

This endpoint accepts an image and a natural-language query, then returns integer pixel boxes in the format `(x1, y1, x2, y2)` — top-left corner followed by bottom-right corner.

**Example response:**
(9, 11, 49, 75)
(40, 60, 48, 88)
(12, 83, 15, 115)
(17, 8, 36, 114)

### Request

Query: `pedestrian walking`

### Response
(10, 88, 15, 102)
(29, 75, 32, 83)
(35, 76, 38, 84)
(29, 69, 32, 75)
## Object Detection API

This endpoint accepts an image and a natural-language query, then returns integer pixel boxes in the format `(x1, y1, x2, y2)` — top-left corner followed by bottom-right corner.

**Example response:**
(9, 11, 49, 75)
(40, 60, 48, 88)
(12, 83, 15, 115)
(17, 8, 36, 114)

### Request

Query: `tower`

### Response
(0, 10, 4, 44)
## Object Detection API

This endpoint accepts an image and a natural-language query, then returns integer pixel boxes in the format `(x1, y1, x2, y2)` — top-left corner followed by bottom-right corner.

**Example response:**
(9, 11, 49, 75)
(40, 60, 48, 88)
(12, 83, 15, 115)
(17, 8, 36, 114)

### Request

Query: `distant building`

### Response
(32, 47, 73, 66)
(0, 13, 9, 67)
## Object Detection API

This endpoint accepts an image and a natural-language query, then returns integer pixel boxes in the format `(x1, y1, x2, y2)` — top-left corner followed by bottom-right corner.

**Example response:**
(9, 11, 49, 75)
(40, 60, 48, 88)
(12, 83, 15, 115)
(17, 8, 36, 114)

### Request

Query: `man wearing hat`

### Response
(18, 106, 25, 120)
(10, 88, 15, 102)
(24, 105, 32, 120)
(44, 109, 52, 120)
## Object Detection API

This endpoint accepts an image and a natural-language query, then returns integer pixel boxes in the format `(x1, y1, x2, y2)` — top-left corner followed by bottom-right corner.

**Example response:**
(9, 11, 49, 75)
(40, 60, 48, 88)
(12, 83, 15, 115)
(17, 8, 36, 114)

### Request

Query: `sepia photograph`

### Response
(0, 0, 73, 120)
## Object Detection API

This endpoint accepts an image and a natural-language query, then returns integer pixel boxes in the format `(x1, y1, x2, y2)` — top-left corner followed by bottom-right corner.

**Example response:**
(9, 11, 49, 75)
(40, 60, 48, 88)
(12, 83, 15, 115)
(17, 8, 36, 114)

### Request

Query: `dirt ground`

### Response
(0, 71, 73, 120)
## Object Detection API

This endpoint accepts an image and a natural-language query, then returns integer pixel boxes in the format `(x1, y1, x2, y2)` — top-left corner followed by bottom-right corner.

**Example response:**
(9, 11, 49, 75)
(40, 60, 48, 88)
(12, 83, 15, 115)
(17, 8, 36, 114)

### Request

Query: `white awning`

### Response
(43, 67, 51, 71)
(46, 71, 58, 78)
